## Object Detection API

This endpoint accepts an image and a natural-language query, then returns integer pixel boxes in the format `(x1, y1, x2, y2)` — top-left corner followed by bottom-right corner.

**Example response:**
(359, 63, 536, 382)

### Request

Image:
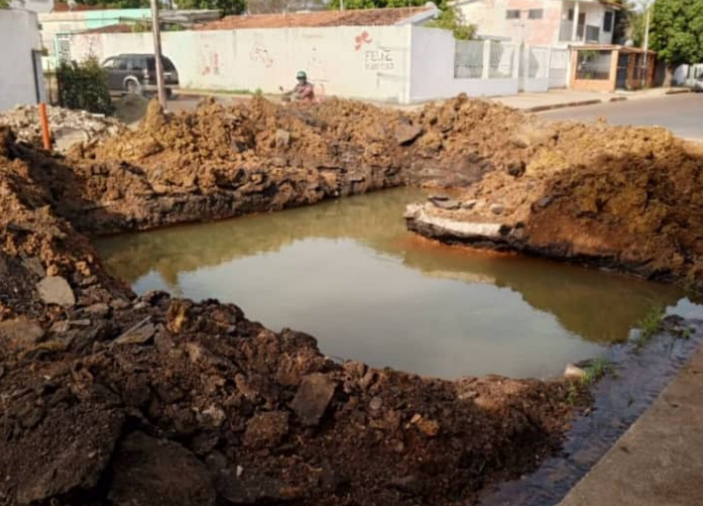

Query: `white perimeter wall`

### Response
(0, 10, 43, 111)
(409, 27, 518, 102)
(67, 25, 562, 103)
(68, 26, 413, 103)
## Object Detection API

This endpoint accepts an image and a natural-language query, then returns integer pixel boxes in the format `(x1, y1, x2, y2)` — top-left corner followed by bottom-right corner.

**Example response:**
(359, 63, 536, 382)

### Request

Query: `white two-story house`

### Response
(450, 0, 621, 47)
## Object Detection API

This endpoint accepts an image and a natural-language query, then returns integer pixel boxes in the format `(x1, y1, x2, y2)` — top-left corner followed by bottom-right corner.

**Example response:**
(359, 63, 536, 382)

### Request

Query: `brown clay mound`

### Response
(407, 132, 703, 290)
(0, 129, 585, 506)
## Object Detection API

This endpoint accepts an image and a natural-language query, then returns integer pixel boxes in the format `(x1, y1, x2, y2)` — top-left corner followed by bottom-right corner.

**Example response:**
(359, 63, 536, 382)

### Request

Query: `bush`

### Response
(57, 57, 113, 115)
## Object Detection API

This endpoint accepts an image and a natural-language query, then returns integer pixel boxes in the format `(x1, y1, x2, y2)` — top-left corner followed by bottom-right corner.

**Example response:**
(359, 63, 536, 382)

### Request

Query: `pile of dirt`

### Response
(406, 133, 703, 290)
(0, 127, 586, 505)
(0, 104, 124, 150)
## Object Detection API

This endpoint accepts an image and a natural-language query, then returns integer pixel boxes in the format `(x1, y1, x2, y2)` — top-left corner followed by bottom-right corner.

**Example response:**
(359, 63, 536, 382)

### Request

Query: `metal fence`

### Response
(528, 46, 550, 79)
(549, 48, 570, 88)
(454, 40, 485, 79)
(454, 40, 571, 91)
(489, 43, 517, 79)
(575, 50, 612, 80)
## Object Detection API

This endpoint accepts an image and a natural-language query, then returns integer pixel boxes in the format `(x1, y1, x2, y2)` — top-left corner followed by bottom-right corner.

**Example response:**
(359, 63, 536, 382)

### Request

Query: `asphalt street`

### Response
(538, 93, 703, 141)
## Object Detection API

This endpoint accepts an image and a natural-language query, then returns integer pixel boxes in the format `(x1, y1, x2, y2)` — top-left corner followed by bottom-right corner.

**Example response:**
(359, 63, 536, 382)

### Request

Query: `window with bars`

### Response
(528, 9, 543, 19)
(506, 9, 520, 19)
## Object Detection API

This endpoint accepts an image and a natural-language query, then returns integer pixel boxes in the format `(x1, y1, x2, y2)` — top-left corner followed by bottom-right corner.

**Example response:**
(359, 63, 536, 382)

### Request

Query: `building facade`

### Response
(451, 0, 619, 47)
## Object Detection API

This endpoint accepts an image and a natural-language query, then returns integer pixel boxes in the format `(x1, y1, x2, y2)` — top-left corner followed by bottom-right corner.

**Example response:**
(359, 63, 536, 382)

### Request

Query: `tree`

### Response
(176, 0, 246, 15)
(425, 2, 476, 40)
(327, 0, 426, 10)
(326, 0, 476, 40)
(75, 0, 151, 7)
(0, 0, 13, 7)
(645, 0, 703, 65)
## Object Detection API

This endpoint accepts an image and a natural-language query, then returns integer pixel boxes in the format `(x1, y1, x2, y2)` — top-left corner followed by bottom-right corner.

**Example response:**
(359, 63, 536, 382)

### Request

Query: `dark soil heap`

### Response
(0, 125, 584, 506)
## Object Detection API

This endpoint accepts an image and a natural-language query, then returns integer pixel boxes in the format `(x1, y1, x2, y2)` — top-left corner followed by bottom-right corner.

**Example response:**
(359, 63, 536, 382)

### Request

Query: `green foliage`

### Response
(328, 0, 425, 9)
(326, 0, 476, 40)
(635, 305, 666, 348)
(426, 3, 476, 40)
(57, 57, 113, 116)
(646, 0, 703, 65)
(581, 357, 612, 386)
(74, 0, 150, 7)
(0, 0, 11, 8)
(177, 0, 246, 16)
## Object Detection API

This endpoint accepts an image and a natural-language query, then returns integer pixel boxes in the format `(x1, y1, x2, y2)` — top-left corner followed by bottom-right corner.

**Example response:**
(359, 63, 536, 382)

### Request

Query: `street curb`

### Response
(665, 88, 692, 95)
(525, 99, 608, 113)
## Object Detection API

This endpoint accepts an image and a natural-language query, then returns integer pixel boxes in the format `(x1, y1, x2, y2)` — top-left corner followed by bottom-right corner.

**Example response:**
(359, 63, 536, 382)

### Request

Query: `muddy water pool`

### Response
(96, 188, 693, 379)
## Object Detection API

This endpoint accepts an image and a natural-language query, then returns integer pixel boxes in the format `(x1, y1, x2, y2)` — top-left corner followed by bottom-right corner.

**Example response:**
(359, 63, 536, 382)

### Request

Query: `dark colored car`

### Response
(102, 54, 179, 96)
(694, 74, 703, 92)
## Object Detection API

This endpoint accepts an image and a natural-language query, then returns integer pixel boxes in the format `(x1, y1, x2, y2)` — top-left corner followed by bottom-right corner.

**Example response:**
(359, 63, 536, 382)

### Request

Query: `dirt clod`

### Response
(291, 373, 337, 427)
(108, 431, 216, 506)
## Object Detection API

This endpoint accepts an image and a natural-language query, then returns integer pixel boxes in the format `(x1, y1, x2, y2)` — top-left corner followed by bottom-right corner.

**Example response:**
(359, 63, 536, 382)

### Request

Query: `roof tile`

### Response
(196, 7, 432, 30)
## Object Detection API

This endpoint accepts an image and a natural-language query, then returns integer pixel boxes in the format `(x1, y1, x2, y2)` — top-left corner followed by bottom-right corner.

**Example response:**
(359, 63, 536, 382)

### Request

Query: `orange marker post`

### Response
(39, 102, 51, 151)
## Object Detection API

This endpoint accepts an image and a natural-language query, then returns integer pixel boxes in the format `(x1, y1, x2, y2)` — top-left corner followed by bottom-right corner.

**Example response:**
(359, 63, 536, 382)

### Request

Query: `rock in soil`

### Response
(108, 431, 216, 506)
(291, 373, 337, 427)
(37, 276, 76, 308)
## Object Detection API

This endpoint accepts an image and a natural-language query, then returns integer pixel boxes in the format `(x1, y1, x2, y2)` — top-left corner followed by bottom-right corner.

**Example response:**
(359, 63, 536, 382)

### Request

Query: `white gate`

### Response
(519, 46, 550, 92)
(548, 48, 570, 89)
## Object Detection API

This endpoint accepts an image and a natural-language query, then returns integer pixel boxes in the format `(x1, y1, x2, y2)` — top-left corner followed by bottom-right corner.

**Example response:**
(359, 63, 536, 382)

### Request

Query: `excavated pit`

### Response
(1, 95, 702, 506)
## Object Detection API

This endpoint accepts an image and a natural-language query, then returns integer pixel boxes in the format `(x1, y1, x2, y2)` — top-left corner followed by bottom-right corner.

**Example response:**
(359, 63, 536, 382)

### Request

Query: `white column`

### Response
(482, 40, 491, 79)
(571, 0, 580, 42)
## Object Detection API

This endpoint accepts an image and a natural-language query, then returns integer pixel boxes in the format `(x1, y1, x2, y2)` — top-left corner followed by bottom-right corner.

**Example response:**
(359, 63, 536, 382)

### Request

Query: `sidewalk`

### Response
(558, 342, 703, 506)
(494, 87, 691, 112)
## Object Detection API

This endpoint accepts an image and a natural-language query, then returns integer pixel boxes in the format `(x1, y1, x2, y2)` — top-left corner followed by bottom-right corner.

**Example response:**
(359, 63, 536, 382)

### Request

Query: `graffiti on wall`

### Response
(354, 31, 373, 51)
(71, 34, 103, 61)
(250, 45, 274, 68)
(199, 45, 221, 76)
(364, 49, 395, 71)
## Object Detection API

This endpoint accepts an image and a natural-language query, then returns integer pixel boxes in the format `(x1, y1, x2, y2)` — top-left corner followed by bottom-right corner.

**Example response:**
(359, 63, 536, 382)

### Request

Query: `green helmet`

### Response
(296, 70, 307, 80)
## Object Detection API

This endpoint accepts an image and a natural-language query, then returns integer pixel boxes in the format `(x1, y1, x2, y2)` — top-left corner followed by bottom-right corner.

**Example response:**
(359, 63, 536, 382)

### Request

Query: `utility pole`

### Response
(150, 0, 168, 109)
(642, 0, 652, 88)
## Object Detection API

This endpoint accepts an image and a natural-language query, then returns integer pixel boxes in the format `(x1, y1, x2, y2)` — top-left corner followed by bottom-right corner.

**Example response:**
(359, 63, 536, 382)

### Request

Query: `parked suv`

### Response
(694, 74, 703, 92)
(102, 54, 179, 96)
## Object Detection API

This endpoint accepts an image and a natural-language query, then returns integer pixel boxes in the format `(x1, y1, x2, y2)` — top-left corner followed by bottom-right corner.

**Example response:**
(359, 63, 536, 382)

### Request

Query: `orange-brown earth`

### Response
(0, 124, 585, 506)
(1, 94, 700, 505)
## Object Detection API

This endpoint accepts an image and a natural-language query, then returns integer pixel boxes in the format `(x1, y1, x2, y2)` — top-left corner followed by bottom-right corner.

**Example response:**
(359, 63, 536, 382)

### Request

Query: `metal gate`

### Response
(548, 48, 569, 88)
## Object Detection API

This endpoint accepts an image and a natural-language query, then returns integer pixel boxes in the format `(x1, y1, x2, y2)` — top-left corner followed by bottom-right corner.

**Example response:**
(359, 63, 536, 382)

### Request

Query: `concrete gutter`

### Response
(558, 341, 703, 506)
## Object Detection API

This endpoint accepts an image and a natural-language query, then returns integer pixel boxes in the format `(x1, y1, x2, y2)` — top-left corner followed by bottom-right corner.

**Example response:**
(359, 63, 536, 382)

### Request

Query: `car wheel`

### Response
(125, 79, 142, 95)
